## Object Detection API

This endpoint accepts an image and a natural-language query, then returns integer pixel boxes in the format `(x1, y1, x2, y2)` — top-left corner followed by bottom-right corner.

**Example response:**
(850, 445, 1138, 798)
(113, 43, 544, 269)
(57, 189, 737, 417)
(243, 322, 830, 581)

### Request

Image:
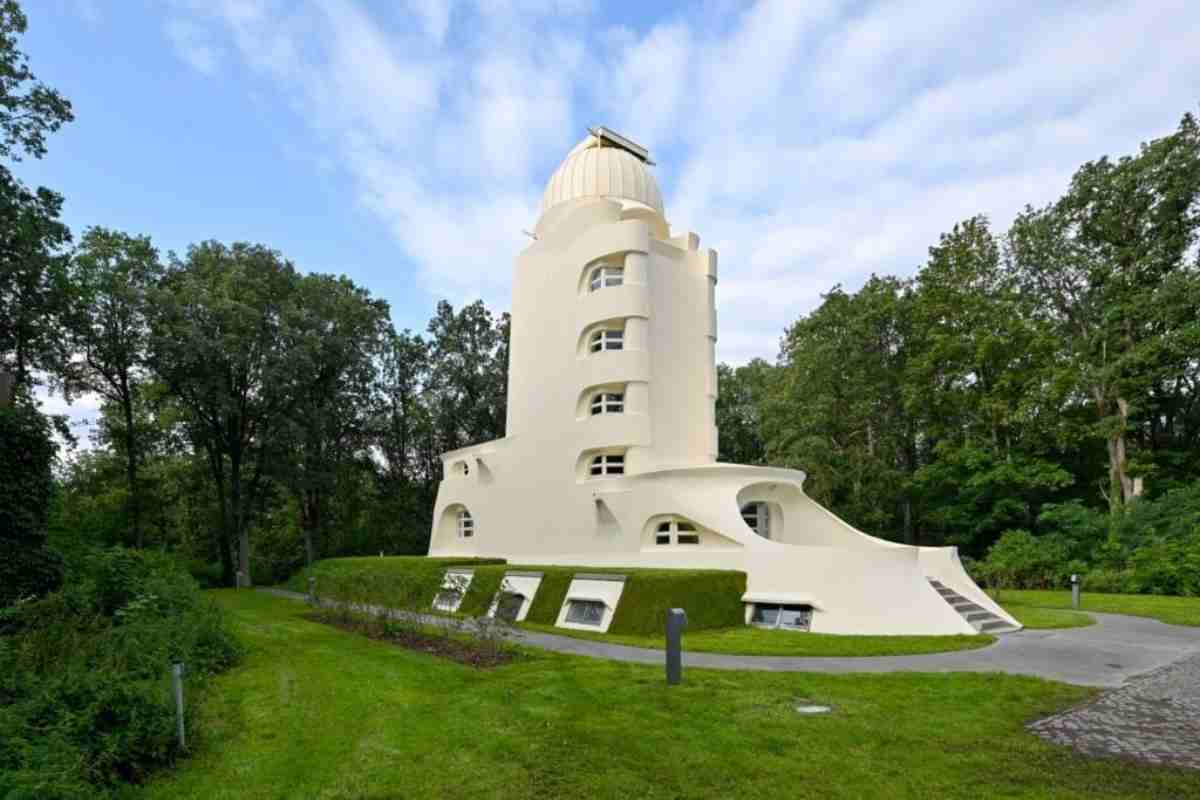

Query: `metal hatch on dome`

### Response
(588, 126, 655, 165)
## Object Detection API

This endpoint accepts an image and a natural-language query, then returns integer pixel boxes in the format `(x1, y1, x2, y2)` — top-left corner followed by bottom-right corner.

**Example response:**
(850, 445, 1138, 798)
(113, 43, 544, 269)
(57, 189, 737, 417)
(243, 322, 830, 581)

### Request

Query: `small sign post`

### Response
(1070, 573, 1080, 610)
(171, 663, 186, 749)
(666, 608, 687, 686)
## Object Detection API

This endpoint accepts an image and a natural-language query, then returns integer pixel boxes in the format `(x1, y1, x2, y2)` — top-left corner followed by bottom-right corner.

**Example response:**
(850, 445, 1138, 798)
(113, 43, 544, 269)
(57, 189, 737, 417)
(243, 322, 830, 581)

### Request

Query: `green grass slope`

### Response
(141, 591, 1200, 800)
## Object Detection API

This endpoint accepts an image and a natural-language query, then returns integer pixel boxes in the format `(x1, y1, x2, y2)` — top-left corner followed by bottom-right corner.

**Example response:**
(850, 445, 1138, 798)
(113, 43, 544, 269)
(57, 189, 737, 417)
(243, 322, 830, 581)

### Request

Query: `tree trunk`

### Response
(121, 375, 142, 548)
(207, 446, 235, 587)
(1106, 397, 1144, 513)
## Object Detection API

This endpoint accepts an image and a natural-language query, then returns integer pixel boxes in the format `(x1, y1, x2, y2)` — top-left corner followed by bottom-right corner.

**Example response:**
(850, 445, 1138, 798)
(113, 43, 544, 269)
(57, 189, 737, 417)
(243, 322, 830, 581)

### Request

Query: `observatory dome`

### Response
(540, 127, 663, 218)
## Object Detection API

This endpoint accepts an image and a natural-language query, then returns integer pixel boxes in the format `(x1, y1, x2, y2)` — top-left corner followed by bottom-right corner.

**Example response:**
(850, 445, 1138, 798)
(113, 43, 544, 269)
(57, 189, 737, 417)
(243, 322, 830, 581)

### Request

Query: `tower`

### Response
(428, 128, 1020, 636)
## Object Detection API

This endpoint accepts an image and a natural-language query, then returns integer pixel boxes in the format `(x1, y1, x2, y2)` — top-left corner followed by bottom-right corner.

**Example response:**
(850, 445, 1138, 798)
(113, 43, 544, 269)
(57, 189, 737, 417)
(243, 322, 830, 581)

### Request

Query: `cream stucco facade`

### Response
(428, 128, 1019, 636)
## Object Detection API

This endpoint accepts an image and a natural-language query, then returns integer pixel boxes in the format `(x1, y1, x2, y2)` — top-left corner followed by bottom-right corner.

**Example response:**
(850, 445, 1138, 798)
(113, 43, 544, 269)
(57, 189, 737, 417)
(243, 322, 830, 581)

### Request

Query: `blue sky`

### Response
(18, 0, 1200, 433)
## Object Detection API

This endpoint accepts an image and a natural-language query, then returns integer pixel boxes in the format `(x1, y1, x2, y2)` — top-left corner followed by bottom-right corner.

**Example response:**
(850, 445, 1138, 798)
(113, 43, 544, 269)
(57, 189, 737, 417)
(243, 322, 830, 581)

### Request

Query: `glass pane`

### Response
(496, 592, 524, 622)
(566, 600, 605, 625)
(656, 535, 670, 545)
(609, 330, 624, 340)
(657, 521, 672, 532)
(778, 605, 812, 630)
(608, 465, 624, 474)
(750, 604, 780, 625)
(677, 522, 695, 531)
(609, 275, 623, 286)
(677, 534, 700, 545)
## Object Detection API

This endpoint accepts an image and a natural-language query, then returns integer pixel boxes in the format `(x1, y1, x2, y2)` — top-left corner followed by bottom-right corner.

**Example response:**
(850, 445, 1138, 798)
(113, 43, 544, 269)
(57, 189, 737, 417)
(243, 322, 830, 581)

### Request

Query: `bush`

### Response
(0, 403, 62, 607)
(976, 529, 1070, 590)
(286, 556, 505, 611)
(0, 547, 243, 797)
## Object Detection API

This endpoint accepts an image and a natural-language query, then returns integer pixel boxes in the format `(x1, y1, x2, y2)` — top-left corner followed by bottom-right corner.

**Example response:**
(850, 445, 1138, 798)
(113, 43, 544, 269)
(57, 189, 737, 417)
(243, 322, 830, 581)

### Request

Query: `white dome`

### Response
(540, 130, 663, 217)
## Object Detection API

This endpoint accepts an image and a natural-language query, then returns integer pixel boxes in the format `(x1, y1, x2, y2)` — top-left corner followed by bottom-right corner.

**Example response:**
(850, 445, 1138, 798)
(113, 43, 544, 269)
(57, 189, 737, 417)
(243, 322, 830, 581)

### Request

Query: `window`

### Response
(588, 265, 624, 291)
(564, 599, 606, 626)
(750, 603, 812, 631)
(590, 453, 625, 476)
(590, 392, 625, 415)
(433, 589, 462, 612)
(741, 502, 769, 538)
(457, 509, 474, 538)
(495, 592, 525, 622)
(654, 518, 701, 545)
(589, 328, 624, 353)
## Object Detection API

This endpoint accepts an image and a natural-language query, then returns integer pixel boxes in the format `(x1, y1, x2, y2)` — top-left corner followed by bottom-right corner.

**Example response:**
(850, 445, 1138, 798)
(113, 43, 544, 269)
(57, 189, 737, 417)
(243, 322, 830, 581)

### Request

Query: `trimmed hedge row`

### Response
(285, 556, 504, 610)
(289, 558, 747, 636)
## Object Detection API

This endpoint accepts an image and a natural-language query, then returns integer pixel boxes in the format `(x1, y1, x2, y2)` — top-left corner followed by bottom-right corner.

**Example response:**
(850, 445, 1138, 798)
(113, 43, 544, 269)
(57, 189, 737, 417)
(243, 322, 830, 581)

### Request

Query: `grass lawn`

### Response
(998, 601, 1095, 630)
(140, 590, 1200, 800)
(992, 590, 1200, 627)
(519, 621, 997, 656)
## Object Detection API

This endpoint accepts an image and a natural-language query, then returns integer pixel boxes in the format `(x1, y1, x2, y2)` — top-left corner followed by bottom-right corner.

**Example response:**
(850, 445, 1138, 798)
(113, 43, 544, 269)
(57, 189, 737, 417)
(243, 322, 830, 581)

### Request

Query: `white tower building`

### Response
(428, 128, 1019, 636)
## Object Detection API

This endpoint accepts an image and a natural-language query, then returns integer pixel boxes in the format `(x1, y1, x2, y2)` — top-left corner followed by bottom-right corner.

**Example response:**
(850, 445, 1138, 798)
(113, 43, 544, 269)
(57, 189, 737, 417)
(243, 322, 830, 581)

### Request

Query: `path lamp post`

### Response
(171, 663, 187, 749)
(1070, 573, 1080, 610)
(666, 608, 687, 686)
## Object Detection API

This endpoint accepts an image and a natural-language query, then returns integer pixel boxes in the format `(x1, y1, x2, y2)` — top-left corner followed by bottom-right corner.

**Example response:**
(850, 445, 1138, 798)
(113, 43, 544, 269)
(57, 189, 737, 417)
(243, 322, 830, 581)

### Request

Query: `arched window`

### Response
(588, 265, 624, 291)
(741, 502, 769, 539)
(457, 509, 474, 538)
(590, 453, 625, 477)
(655, 518, 700, 545)
(590, 392, 624, 415)
(589, 328, 624, 353)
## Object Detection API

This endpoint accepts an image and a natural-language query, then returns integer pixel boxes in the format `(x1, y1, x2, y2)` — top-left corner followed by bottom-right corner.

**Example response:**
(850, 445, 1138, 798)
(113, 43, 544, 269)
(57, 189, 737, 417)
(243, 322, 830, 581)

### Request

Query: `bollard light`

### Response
(171, 663, 186, 749)
(666, 608, 687, 686)
(1070, 573, 1080, 610)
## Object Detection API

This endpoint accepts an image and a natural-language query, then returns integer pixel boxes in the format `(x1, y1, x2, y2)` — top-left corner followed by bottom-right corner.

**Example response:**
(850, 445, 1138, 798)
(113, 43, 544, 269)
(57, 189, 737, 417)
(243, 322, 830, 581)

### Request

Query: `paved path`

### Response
(258, 587, 1200, 688)
(1028, 652, 1200, 769)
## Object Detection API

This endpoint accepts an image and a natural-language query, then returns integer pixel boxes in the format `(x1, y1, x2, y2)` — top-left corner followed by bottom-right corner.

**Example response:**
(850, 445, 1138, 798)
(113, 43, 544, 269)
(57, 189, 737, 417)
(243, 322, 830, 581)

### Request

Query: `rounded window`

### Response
(590, 453, 625, 477)
(589, 328, 624, 353)
(655, 518, 700, 545)
(588, 265, 624, 291)
(590, 392, 624, 415)
(457, 509, 474, 538)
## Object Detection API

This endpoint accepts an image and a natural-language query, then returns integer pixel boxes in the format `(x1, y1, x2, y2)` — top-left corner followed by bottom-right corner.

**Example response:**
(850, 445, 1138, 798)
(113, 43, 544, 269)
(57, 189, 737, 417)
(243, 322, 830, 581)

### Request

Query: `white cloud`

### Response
(163, 18, 222, 75)
(160, 0, 1200, 364)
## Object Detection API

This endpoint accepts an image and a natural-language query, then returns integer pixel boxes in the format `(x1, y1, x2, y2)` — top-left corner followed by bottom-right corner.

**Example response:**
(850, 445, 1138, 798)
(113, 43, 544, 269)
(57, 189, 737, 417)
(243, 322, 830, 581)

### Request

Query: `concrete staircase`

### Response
(927, 578, 1020, 634)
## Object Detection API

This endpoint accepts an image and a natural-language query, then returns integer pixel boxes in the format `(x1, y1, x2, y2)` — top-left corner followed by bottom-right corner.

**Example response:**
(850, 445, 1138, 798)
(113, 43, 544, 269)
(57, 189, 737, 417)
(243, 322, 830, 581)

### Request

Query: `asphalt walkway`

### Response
(258, 587, 1200, 688)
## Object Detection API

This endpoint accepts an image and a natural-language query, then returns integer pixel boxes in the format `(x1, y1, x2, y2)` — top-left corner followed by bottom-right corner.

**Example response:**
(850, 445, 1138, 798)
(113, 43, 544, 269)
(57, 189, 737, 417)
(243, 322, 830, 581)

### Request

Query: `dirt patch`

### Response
(304, 611, 517, 668)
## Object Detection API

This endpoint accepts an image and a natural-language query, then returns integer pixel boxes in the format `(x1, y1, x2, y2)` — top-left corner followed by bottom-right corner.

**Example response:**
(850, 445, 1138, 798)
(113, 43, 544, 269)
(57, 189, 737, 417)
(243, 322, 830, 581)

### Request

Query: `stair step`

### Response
(966, 610, 995, 622)
(979, 619, 1019, 633)
(936, 587, 958, 597)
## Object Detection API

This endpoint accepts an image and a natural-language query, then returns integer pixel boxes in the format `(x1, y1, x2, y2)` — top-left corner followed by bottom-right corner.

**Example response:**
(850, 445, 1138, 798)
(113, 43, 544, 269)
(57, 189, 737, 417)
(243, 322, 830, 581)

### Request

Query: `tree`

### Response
(63, 228, 162, 545)
(0, 168, 70, 387)
(764, 277, 919, 542)
(273, 273, 390, 566)
(426, 300, 509, 453)
(1009, 112, 1200, 514)
(906, 217, 1072, 552)
(148, 242, 301, 586)
(715, 359, 773, 465)
(0, 0, 72, 162)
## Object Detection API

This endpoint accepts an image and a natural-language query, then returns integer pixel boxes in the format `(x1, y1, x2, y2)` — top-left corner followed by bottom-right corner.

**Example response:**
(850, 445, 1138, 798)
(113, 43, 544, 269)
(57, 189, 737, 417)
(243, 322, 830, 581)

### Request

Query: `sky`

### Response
(16, 0, 1200, 438)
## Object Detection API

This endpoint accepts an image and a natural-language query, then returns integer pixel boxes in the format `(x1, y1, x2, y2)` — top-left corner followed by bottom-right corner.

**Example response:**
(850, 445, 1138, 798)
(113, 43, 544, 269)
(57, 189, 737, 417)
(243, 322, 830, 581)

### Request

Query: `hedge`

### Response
(285, 556, 504, 611)
(288, 558, 747, 635)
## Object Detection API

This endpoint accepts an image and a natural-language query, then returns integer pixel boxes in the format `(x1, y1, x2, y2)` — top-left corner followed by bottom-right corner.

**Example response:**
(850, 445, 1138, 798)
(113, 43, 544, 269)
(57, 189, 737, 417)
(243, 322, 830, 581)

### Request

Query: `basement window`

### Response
(433, 589, 462, 612)
(751, 603, 812, 631)
(590, 453, 625, 476)
(590, 329, 624, 353)
(589, 265, 624, 291)
(564, 599, 606, 626)
(494, 592, 525, 622)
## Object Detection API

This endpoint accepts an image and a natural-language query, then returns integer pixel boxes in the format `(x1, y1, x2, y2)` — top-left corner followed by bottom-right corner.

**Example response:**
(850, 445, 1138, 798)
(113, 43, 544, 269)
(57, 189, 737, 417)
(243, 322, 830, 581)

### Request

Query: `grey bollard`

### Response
(171, 663, 186, 749)
(1070, 573, 1080, 609)
(666, 608, 687, 686)
(308, 576, 318, 606)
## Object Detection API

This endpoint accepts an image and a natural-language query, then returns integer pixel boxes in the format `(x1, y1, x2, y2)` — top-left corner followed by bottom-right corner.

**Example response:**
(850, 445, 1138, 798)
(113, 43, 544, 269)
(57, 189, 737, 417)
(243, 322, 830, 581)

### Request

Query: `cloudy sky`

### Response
(18, 0, 1200, 433)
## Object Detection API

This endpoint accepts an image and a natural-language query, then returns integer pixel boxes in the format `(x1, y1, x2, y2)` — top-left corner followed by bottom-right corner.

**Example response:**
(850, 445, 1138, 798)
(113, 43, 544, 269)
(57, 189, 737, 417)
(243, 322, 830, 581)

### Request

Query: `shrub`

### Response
(0, 547, 243, 796)
(287, 556, 505, 611)
(976, 529, 1070, 589)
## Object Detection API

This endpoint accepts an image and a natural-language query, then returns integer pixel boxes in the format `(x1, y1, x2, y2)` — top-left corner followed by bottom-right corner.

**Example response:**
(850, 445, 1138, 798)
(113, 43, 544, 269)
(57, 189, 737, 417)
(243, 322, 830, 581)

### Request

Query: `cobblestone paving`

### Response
(1028, 653, 1200, 769)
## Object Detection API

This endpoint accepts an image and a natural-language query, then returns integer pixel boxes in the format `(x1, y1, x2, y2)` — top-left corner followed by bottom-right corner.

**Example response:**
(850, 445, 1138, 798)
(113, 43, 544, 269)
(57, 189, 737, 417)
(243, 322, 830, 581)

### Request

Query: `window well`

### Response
(564, 599, 606, 626)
